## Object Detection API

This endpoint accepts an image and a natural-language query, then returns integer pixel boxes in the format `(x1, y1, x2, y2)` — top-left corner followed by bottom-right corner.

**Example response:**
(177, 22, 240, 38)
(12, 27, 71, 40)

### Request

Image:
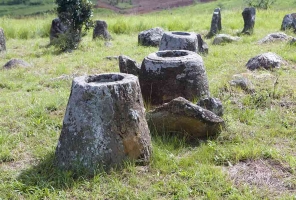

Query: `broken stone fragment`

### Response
(196, 33, 209, 54)
(147, 97, 224, 139)
(258, 32, 290, 44)
(55, 73, 151, 173)
(281, 13, 296, 33)
(197, 97, 223, 117)
(212, 34, 240, 45)
(93, 20, 112, 40)
(3, 59, 31, 69)
(119, 55, 140, 76)
(229, 74, 255, 93)
(49, 18, 68, 44)
(246, 52, 286, 71)
(138, 27, 164, 47)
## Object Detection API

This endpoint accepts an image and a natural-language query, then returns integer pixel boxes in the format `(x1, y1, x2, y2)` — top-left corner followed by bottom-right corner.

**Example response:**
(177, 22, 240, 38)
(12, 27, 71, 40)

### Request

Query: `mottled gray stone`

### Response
(93, 20, 111, 40)
(229, 74, 255, 93)
(159, 31, 198, 52)
(196, 33, 209, 54)
(197, 97, 223, 117)
(119, 55, 140, 76)
(138, 27, 164, 47)
(206, 8, 222, 38)
(50, 18, 68, 44)
(3, 59, 31, 69)
(290, 37, 296, 45)
(258, 32, 290, 44)
(246, 52, 286, 71)
(242, 7, 256, 35)
(55, 73, 151, 173)
(139, 50, 209, 105)
(147, 97, 224, 139)
(0, 28, 6, 52)
(212, 34, 240, 45)
(281, 13, 296, 32)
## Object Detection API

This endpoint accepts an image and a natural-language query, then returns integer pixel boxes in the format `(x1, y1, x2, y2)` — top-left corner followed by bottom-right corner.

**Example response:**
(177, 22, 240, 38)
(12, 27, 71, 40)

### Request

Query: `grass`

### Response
(0, 0, 296, 199)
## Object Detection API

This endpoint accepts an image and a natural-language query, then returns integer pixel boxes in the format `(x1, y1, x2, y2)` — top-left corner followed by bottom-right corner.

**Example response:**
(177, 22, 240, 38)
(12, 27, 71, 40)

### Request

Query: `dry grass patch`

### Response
(228, 159, 295, 197)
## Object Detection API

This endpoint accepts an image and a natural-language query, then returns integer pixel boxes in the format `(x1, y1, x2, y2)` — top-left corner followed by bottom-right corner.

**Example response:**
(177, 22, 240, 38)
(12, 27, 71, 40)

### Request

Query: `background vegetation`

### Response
(0, 0, 295, 199)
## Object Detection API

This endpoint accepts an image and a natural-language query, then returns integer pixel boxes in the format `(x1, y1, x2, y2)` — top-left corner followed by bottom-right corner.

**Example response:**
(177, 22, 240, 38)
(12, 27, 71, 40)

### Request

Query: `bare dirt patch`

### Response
(96, 0, 216, 14)
(228, 159, 295, 196)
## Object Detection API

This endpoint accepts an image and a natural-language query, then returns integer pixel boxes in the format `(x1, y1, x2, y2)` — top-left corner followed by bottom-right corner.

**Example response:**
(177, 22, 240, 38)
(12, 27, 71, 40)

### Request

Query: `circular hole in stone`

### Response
(157, 51, 189, 58)
(172, 32, 190, 36)
(86, 74, 124, 83)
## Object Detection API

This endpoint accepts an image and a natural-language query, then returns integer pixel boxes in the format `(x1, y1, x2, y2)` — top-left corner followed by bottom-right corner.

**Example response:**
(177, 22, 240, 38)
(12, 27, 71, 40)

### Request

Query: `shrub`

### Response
(244, 0, 277, 9)
(55, 0, 93, 51)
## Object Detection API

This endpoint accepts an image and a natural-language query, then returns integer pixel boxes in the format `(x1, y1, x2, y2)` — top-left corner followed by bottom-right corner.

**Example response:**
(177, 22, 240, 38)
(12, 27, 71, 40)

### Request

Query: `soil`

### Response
(227, 159, 295, 197)
(96, 0, 215, 14)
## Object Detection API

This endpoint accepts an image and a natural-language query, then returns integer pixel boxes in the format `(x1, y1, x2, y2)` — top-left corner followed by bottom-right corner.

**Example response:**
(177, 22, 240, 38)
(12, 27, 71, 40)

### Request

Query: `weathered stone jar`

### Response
(159, 31, 198, 52)
(139, 50, 209, 105)
(55, 73, 151, 173)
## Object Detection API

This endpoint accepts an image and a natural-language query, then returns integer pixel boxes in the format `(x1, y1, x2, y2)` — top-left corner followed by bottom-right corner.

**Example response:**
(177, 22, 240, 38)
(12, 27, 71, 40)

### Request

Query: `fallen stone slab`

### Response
(119, 55, 140, 76)
(246, 52, 286, 71)
(138, 27, 164, 47)
(3, 59, 31, 69)
(213, 34, 240, 45)
(147, 97, 224, 139)
(258, 32, 290, 44)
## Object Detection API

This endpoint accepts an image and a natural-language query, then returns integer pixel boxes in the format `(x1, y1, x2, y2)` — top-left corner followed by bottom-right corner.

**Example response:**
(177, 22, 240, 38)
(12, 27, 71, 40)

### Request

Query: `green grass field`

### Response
(0, 0, 296, 199)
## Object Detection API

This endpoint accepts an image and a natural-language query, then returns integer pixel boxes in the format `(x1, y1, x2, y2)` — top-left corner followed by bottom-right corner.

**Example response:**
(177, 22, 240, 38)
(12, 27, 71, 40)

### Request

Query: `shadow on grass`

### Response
(16, 152, 92, 193)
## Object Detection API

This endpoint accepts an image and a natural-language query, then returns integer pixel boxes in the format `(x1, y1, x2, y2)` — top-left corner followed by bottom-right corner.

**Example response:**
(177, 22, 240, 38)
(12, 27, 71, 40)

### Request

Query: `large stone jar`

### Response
(159, 31, 198, 52)
(55, 73, 151, 173)
(139, 50, 209, 105)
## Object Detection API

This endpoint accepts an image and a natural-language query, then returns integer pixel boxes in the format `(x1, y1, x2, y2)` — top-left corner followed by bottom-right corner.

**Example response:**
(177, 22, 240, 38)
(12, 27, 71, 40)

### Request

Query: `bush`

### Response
(55, 0, 93, 51)
(244, 0, 277, 9)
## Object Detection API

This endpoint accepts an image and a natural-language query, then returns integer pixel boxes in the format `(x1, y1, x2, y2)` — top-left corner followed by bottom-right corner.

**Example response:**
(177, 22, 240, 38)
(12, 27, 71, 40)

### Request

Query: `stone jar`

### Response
(139, 50, 209, 105)
(159, 31, 198, 52)
(55, 73, 151, 173)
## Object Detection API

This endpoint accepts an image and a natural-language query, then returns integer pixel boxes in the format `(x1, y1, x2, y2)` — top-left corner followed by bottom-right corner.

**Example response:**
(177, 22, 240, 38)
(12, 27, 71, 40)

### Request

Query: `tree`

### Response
(55, 0, 93, 51)
(244, 0, 277, 9)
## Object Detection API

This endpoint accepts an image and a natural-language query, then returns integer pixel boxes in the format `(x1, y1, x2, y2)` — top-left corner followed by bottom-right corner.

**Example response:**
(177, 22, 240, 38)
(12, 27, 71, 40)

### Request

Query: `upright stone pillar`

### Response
(0, 28, 6, 52)
(241, 7, 256, 35)
(206, 8, 221, 38)
(55, 73, 151, 173)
